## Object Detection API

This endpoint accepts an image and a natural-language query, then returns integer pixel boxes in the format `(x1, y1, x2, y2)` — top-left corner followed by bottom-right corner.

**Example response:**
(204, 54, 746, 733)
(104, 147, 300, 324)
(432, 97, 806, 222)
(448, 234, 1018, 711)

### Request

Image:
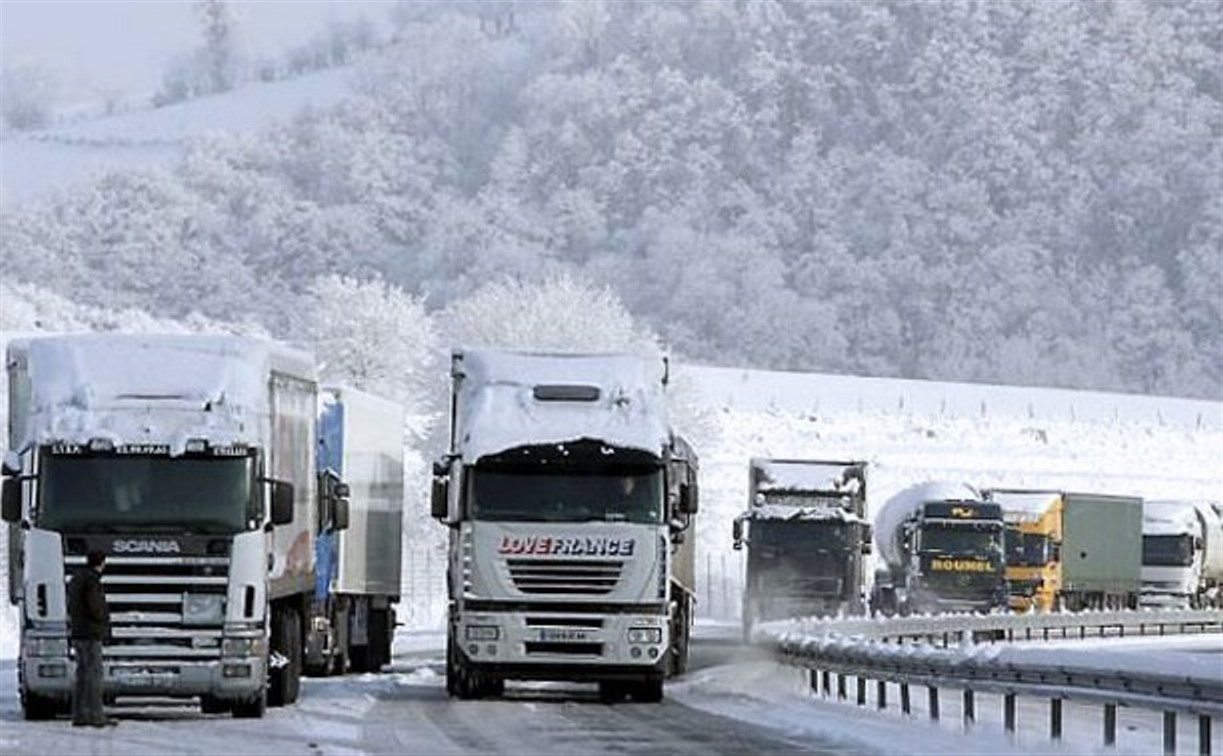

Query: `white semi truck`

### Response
(2, 335, 402, 720)
(431, 348, 698, 702)
(1141, 499, 1223, 609)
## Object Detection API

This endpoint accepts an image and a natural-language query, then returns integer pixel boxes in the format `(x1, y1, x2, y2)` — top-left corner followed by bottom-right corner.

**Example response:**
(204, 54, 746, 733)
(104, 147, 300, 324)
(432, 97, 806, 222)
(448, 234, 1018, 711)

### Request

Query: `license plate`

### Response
(538, 628, 592, 642)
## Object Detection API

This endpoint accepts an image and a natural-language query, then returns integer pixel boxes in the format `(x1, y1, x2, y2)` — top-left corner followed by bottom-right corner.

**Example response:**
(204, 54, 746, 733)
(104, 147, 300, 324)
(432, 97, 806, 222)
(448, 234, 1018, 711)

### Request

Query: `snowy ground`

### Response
(3, 627, 1216, 755)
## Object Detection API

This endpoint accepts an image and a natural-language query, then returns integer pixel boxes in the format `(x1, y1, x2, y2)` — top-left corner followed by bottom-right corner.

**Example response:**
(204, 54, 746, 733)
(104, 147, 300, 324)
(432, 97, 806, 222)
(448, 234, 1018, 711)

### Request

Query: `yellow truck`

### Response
(986, 489, 1144, 612)
(989, 490, 1062, 612)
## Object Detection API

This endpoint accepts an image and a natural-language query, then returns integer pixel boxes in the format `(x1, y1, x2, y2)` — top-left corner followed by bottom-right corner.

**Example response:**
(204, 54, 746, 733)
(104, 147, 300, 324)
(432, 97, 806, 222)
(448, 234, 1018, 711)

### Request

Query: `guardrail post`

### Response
(1104, 703, 1116, 747)
(1051, 698, 1063, 740)
(1004, 693, 1016, 734)
(876, 680, 887, 710)
(901, 683, 911, 715)
(929, 686, 940, 721)
(1200, 715, 1212, 756)
(856, 676, 867, 707)
(963, 689, 975, 728)
(837, 673, 846, 700)
(1164, 711, 1176, 756)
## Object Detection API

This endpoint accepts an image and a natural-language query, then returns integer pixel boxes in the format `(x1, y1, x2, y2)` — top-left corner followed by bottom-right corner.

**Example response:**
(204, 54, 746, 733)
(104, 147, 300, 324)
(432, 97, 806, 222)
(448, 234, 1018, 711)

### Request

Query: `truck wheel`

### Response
(447, 637, 477, 699)
(629, 677, 664, 703)
(231, 690, 267, 719)
(366, 607, 390, 672)
(269, 607, 303, 706)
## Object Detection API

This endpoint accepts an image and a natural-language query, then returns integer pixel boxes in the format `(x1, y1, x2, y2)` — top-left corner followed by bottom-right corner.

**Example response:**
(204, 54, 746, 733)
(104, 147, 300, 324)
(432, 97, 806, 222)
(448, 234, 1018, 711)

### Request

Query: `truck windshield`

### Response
(1005, 527, 1051, 567)
(1143, 534, 1194, 567)
(38, 453, 256, 534)
(751, 520, 852, 554)
(920, 524, 1000, 555)
(468, 466, 663, 524)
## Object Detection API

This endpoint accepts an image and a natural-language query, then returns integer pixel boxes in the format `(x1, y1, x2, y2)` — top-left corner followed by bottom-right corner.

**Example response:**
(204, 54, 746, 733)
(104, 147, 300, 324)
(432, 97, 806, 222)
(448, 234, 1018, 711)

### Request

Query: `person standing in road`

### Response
(67, 549, 115, 727)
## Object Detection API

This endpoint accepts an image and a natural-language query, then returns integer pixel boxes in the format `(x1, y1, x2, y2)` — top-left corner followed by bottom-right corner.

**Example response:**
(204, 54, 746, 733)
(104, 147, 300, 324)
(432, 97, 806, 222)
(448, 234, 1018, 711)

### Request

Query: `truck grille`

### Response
(65, 555, 228, 661)
(506, 559, 623, 595)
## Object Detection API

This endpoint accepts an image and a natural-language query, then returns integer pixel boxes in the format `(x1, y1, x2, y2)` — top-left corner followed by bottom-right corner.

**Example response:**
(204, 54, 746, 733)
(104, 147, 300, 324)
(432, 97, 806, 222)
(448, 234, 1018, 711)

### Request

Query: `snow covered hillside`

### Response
(0, 65, 356, 207)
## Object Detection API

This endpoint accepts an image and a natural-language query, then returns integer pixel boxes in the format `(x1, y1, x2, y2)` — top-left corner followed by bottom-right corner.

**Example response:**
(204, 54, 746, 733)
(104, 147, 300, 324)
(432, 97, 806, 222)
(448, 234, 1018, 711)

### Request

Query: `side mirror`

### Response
(861, 524, 873, 554)
(431, 462, 450, 521)
(333, 498, 350, 531)
(1, 479, 20, 523)
(270, 481, 295, 526)
(732, 518, 743, 549)
(333, 482, 351, 499)
(679, 484, 698, 515)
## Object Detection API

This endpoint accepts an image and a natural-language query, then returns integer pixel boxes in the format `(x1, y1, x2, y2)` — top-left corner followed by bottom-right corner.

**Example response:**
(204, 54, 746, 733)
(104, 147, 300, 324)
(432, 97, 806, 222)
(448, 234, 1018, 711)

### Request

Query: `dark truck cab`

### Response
(734, 460, 870, 638)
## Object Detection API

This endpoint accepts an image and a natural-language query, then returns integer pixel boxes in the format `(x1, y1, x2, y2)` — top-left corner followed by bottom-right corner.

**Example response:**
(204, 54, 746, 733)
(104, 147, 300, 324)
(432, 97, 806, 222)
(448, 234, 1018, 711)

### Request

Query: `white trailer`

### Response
(3, 334, 317, 718)
(431, 348, 699, 702)
(307, 386, 404, 675)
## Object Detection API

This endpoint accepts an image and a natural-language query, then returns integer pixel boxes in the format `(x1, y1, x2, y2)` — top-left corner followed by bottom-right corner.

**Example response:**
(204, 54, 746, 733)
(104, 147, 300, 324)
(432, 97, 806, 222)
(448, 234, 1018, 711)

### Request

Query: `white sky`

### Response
(0, 0, 394, 101)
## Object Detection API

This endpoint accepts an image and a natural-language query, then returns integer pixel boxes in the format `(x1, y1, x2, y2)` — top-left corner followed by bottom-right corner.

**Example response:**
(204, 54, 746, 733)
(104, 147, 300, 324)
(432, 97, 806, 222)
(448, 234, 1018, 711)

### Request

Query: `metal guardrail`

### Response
(761, 609, 1223, 755)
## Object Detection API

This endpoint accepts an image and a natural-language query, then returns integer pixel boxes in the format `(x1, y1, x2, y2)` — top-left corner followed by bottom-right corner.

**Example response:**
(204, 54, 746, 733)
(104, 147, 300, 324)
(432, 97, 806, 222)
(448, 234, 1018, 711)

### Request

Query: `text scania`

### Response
(498, 536, 636, 557)
(112, 539, 182, 554)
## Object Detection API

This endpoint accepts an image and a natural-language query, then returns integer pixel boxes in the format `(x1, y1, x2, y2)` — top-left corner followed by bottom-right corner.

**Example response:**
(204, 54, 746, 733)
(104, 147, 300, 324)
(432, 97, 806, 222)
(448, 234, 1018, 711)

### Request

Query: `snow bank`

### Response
(11, 334, 314, 454)
(452, 348, 670, 463)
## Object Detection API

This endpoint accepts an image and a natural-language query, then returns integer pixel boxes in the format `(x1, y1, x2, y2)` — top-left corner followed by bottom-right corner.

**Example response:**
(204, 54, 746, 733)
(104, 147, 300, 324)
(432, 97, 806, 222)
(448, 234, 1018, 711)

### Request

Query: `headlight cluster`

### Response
(627, 627, 662, 645)
(222, 636, 267, 657)
(465, 625, 500, 641)
(24, 637, 68, 657)
(183, 593, 225, 626)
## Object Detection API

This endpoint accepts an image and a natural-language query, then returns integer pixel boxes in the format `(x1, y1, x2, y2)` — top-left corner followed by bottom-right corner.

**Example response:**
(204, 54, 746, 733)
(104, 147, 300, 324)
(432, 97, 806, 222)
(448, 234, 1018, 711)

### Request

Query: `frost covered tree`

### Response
(442, 272, 657, 355)
(0, 62, 58, 130)
(301, 275, 439, 419)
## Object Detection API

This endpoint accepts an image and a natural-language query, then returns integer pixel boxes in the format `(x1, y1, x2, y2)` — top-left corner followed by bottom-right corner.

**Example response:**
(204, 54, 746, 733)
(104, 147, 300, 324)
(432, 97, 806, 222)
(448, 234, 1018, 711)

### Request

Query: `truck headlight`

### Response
(627, 627, 662, 645)
(465, 625, 500, 641)
(24, 637, 68, 657)
(183, 593, 225, 625)
(222, 637, 267, 657)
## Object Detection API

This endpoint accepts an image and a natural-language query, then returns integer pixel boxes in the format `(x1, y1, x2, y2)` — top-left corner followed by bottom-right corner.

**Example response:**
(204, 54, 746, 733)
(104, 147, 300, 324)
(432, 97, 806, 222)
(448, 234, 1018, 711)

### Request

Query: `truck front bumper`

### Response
(455, 609, 668, 680)
(22, 653, 266, 702)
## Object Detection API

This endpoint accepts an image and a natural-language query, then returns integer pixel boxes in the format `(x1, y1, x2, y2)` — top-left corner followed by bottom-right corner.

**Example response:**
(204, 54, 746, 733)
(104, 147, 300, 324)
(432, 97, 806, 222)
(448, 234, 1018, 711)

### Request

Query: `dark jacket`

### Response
(67, 567, 110, 641)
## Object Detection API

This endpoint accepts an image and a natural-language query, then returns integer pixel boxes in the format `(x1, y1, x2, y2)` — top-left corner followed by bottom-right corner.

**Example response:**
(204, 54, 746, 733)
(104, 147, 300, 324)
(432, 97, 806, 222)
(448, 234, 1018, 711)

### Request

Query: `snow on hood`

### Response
(1143, 499, 1202, 536)
(11, 334, 314, 455)
(452, 348, 670, 464)
(874, 480, 980, 567)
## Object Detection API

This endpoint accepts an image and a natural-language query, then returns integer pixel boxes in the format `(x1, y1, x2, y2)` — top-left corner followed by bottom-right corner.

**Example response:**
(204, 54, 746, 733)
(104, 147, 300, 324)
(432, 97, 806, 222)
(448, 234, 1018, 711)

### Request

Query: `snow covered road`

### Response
(0, 636, 848, 755)
(2, 630, 1220, 754)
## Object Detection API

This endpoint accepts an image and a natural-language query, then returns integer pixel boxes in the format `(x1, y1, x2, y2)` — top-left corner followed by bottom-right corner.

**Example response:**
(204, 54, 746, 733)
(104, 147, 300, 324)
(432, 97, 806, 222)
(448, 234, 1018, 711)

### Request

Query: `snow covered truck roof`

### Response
(7, 333, 315, 454)
(450, 347, 671, 464)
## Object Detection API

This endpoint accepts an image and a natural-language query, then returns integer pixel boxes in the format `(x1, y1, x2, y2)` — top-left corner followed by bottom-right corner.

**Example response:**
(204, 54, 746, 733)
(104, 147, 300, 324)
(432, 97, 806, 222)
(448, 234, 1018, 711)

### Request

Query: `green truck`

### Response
(1058, 493, 1143, 610)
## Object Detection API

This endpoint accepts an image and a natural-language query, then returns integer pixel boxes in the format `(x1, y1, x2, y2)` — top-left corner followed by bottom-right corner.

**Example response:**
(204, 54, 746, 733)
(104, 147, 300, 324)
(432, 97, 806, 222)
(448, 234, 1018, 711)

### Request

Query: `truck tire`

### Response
(629, 676, 664, 703)
(269, 606, 303, 706)
(367, 607, 391, 672)
(231, 690, 267, 719)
